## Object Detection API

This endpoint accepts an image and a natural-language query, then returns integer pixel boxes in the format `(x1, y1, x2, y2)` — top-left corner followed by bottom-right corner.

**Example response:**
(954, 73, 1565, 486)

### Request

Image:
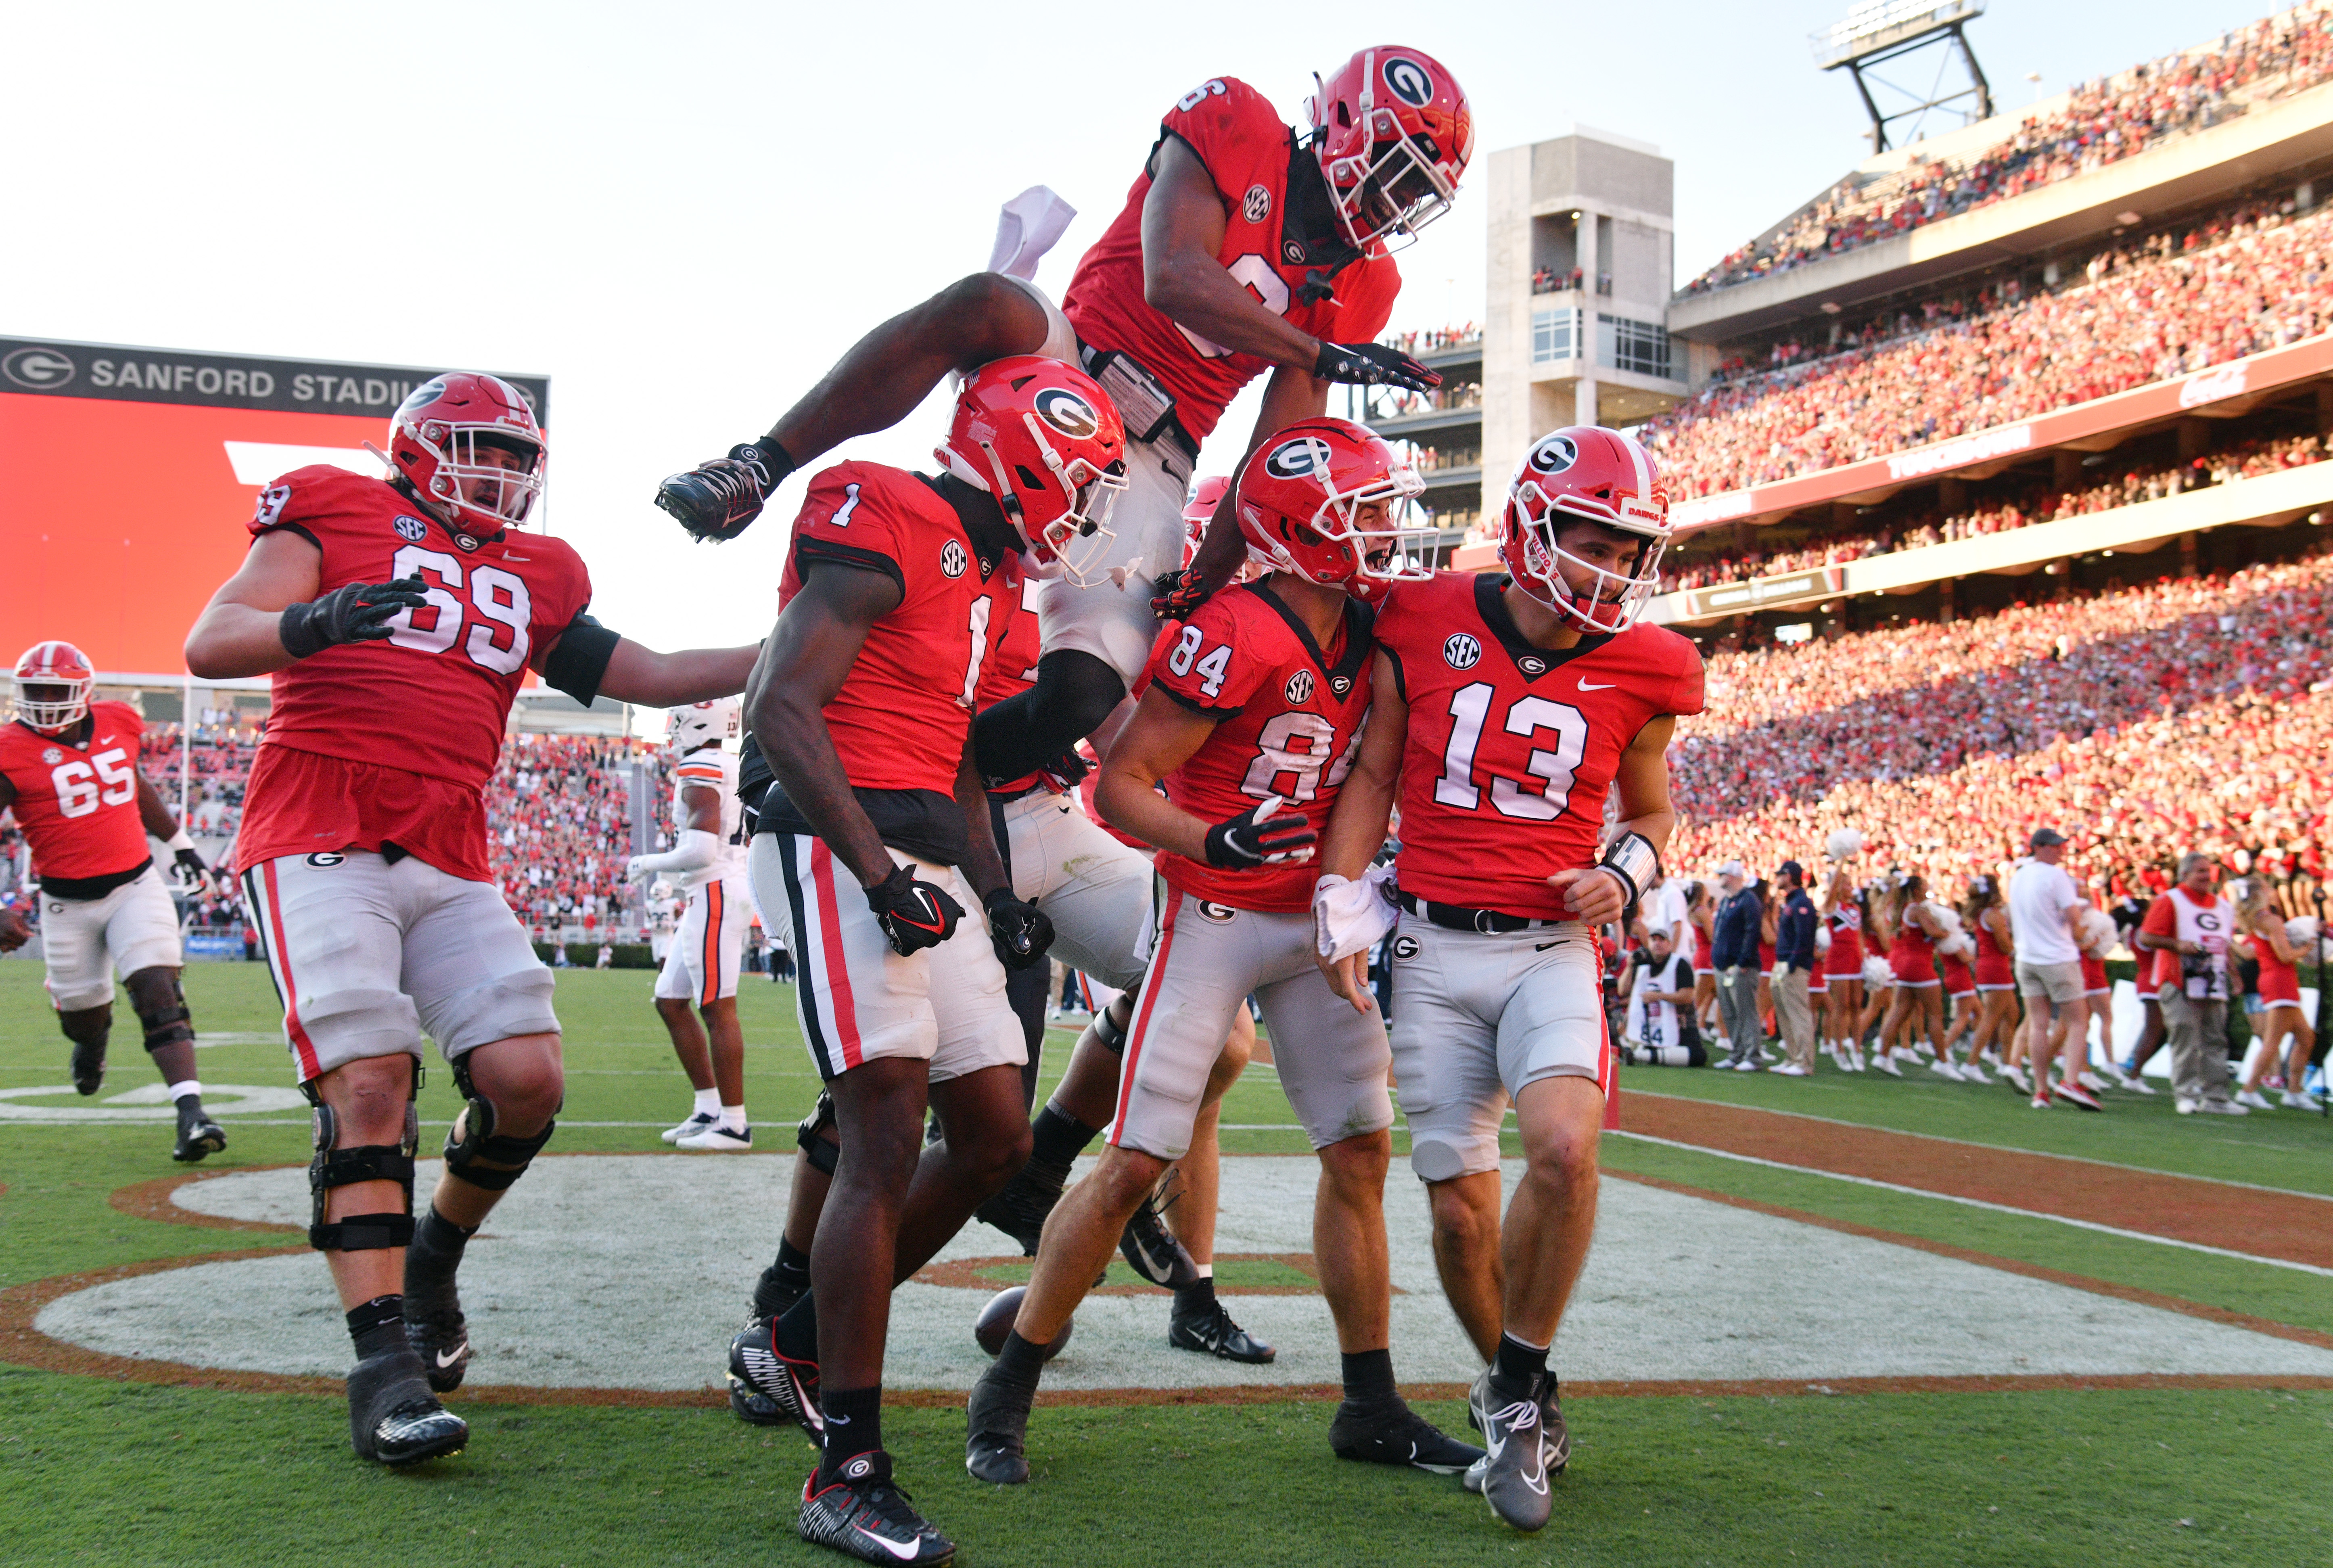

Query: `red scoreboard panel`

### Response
(0, 337, 548, 675)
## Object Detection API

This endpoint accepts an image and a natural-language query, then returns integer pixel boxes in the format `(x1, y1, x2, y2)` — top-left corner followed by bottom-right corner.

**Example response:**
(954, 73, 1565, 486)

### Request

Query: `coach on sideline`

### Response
(1771, 861, 1818, 1076)
(1712, 862, 1764, 1069)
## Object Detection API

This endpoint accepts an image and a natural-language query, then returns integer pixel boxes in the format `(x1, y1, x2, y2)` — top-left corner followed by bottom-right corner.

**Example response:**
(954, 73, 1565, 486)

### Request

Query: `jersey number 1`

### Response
(1434, 684, 1589, 820)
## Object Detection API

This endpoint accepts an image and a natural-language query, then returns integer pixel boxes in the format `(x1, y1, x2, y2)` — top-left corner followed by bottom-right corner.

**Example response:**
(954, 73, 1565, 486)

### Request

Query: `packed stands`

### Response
(1681, 4, 2333, 295)
(487, 735, 667, 940)
(1645, 196, 2333, 497)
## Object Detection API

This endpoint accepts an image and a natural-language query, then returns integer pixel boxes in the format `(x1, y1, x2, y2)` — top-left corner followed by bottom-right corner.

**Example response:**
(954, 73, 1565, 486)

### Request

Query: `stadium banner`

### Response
(1684, 565, 1847, 619)
(183, 932, 247, 961)
(1670, 331, 2333, 535)
(0, 336, 548, 675)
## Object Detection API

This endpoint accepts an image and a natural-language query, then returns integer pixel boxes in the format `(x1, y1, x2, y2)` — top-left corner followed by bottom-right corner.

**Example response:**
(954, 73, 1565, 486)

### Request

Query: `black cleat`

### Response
(799, 1452, 955, 1565)
(347, 1348, 468, 1466)
(1167, 1297, 1275, 1363)
(729, 1316, 822, 1439)
(964, 1367, 1033, 1485)
(656, 445, 780, 542)
(973, 1156, 1070, 1256)
(69, 1037, 105, 1096)
(1330, 1397, 1485, 1475)
(1118, 1176, 1199, 1289)
(171, 1101, 226, 1162)
(403, 1244, 472, 1395)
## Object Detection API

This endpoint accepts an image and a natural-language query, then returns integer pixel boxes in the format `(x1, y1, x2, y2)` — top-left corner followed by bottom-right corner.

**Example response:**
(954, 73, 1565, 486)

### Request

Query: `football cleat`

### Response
(403, 1235, 473, 1395)
(730, 1316, 822, 1438)
(171, 1101, 227, 1162)
(1167, 1297, 1275, 1363)
(347, 1348, 468, 1467)
(69, 1036, 105, 1097)
(799, 1452, 956, 1566)
(972, 1155, 1070, 1256)
(1118, 1178, 1199, 1290)
(963, 1367, 1034, 1485)
(1462, 1369, 1555, 1532)
(675, 1123, 753, 1152)
(656, 444, 781, 542)
(1329, 1398, 1484, 1474)
(661, 1110, 716, 1145)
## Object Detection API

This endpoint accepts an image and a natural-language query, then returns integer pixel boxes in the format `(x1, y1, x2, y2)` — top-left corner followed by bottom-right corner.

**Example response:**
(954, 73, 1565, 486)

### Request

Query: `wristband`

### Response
(1597, 832, 1660, 907)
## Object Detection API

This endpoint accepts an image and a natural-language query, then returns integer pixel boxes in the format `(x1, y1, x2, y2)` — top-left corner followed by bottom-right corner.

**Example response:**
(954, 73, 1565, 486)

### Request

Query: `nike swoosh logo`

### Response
(852, 1525, 921, 1561)
(1577, 679, 1616, 691)
(435, 1347, 465, 1368)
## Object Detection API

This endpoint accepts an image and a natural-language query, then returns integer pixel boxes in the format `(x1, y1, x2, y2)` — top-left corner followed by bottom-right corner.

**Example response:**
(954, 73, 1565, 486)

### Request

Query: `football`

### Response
(974, 1286, 1073, 1359)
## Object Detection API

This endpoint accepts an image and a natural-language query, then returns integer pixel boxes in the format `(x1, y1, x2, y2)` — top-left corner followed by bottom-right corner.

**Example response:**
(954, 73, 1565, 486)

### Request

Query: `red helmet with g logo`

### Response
(1499, 426, 1671, 633)
(1307, 46, 1474, 251)
(12, 640, 95, 734)
(939, 356, 1128, 585)
(383, 373, 545, 538)
(1235, 418, 1430, 597)
(1183, 474, 1262, 584)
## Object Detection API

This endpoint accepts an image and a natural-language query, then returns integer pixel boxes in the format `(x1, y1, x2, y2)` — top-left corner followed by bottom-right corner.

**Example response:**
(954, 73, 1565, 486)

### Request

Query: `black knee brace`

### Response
(1093, 1001, 1129, 1054)
(134, 971, 194, 1055)
(304, 1077, 419, 1252)
(795, 1089, 838, 1175)
(441, 1059, 558, 1192)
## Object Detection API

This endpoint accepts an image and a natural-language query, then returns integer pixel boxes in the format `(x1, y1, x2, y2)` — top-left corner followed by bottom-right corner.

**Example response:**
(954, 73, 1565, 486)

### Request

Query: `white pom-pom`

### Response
(2077, 907, 2117, 953)
(1826, 828, 1866, 863)
(1862, 955, 1892, 989)
(2284, 915, 2321, 947)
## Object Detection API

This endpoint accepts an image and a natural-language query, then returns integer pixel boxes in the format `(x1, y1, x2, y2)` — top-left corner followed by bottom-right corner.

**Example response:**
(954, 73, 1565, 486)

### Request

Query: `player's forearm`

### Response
(135, 777, 181, 840)
(1610, 807, 1677, 862)
(1095, 765, 1209, 862)
(1146, 253, 1320, 369)
(183, 603, 297, 678)
(1317, 769, 1394, 881)
(952, 746, 1010, 901)
(752, 698, 893, 889)
(597, 641, 761, 709)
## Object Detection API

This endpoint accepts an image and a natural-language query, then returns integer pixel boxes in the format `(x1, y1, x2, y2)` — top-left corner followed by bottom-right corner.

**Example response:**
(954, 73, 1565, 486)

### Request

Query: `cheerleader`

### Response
(2234, 884, 2319, 1110)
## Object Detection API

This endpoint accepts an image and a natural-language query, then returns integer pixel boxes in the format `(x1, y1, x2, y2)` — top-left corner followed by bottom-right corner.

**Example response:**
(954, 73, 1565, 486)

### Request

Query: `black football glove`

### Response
(983, 888, 1055, 971)
(865, 863, 965, 957)
(1150, 565, 1217, 623)
(1037, 748, 1091, 793)
(1311, 341, 1440, 393)
(1202, 796, 1317, 870)
(278, 576, 429, 659)
(655, 439, 796, 542)
(171, 847, 211, 896)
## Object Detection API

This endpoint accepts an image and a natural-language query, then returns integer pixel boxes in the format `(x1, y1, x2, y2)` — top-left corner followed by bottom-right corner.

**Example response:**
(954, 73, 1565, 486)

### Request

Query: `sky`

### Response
(0, 0, 2284, 655)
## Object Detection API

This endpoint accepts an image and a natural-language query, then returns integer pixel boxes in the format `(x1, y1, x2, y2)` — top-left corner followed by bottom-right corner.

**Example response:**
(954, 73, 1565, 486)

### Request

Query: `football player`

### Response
(630, 698, 753, 1150)
(732, 356, 1118, 1566)
(1311, 426, 1705, 1532)
(0, 641, 224, 1160)
(182, 374, 762, 1470)
(963, 417, 1480, 1488)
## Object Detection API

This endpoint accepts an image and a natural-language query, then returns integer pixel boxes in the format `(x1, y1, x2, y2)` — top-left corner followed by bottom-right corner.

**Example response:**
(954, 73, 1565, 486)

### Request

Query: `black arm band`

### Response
(542, 616, 621, 705)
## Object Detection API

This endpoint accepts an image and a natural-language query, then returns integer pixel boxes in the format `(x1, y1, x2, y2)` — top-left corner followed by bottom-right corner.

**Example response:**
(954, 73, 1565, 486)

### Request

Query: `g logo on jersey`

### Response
(393, 516, 428, 542)
(1284, 669, 1316, 705)
(1263, 437, 1324, 481)
(939, 539, 968, 579)
(1391, 933, 1422, 961)
(1518, 655, 1547, 675)
(1528, 435, 1579, 475)
(1033, 387, 1100, 440)
(1443, 633, 1482, 670)
(1196, 900, 1237, 924)
(454, 533, 481, 552)
(1284, 240, 1307, 264)
(1242, 183, 1272, 223)
(1330, 674, 1352, 697)
(1382, 57, 1436, 108)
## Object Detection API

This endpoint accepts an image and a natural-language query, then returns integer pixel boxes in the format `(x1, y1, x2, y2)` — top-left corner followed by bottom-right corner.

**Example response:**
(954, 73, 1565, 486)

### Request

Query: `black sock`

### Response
(1175, 1274, 1217, 1315)
(411, 1205, 475, 1261)
(1029, 1105, 1099, 1170)
(818, 1385, 883, 1478)
(1341, 1347, 1398, 1408)
(1495, 1332, 1549, 1386)
(774, 1290, 818, 1362)
(754, 1236, 815, 1318)
(992, 1330, 1051, 1391)
(347, 1294, 406, 1359)
(404, 1206, 473, 1301)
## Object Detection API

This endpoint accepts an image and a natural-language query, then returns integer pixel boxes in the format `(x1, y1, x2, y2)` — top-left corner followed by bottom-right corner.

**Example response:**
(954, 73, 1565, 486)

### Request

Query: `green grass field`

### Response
(4, 961, 2330, 1566)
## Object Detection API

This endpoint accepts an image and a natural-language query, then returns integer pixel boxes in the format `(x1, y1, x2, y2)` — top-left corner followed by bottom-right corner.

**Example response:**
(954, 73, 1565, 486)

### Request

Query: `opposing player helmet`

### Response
(1307, 46, 1474, 251)
(1235, 418, 1430, 597)
(667, 697, 740, 757)
(381, 373, 546, 537)
(1499, 426, 1671, 634)
(11, 641, 95, 735)
(939, 356, 1129, 586)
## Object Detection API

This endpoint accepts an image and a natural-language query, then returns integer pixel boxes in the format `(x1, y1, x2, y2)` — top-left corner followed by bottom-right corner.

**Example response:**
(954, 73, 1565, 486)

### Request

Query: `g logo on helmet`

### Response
(1263, 437, 1322, 480)
(1382, 57, 1435, 108)
(1530, 435, 1579, 475)
(1033, 387, 1099, 440)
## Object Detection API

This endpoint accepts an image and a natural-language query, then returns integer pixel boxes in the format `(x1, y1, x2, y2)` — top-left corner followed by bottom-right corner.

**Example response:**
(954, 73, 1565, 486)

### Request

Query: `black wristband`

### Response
(750, 436, 797, 481)
(278, 601, 326, 660)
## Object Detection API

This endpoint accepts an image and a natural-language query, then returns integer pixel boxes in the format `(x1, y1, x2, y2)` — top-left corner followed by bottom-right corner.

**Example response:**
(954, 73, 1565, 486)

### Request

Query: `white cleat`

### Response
(1871, 1053, 1902, 1077)
(1959, 1061, 1992, 1085)
(676, 1123, 755, 1151)
(2281, 1089, 2324, 1111)
(662, 1110, 717, 1146)
(2231, 1090, 2275, 1112)
(1928, 1059, 1964, 1082)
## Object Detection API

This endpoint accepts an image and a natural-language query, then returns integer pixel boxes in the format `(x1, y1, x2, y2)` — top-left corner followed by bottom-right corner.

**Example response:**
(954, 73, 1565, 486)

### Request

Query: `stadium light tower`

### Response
(1812, 0, 1994, 154)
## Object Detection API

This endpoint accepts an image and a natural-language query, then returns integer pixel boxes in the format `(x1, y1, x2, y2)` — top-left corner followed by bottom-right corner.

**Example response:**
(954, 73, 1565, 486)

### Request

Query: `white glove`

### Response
(1313, 863, 1399, 961)
(626, 828, 719, 885)
(625, 855, 655, 885)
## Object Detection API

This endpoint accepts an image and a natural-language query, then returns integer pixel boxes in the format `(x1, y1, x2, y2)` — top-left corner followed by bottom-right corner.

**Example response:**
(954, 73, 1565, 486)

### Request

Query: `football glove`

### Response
(1036, 748, 1091, 794)
(170, 847, 211, 896)
(1150, 565, 1216, 623)
(1203, 795, 1316, 870)
(1311, 341, 1440, 393)
(278, 576, 429, 659)
(654, 439, 795, 542)
(983, 888, 1055, 971)
(865, 863, 964, 957)
(0, 907, 30, 953)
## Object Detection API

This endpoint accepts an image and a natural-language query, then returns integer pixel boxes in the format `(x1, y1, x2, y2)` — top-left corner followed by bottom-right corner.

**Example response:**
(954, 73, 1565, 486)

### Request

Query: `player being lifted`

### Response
(1312, 426, 1703, 1532)
(962, 418, 1481, 1487)
(736, 358, 1123, 1566)
(629, 698, 754, 1150)
(0, 641, 223, 1160)
(656, 48, 1474, 788)
(183, 374, 761, 1469)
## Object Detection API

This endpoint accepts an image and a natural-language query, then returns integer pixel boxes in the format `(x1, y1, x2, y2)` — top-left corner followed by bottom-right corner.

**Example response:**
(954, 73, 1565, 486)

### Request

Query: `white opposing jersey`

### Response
(671, 744, 746, 888)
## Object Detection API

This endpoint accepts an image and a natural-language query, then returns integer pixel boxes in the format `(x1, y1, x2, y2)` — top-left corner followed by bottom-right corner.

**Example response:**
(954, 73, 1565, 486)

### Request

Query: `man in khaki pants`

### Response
(1770, 859, 1819, 1076)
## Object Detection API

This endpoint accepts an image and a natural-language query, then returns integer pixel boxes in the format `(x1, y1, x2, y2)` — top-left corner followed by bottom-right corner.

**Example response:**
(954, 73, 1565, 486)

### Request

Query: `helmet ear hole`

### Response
(1015, 465, 1044, 490)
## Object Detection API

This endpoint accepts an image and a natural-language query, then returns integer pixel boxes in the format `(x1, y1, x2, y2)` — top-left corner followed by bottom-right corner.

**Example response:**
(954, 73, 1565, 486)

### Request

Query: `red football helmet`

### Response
(1499, 426, 1671, 633)
(1235, 418, 1430, 596)
(1307, 47, 1474, 251)
(380, 373, 546, 537)
(12, 641, 95, 734)
(1179, 474, 1260, 584)
(939, 356, 1128, 585)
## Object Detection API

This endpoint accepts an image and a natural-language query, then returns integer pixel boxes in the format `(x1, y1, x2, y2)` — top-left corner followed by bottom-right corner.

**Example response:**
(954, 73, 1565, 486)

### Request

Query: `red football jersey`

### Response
(1377, 573, 1705, 921)
(777, 463, 1024, 796)
(0, 701, 152, 884)
(1062, 76, 1401, 443)
(1140, 581, 1373, 912)
(235, 466, 594, 881)
(974, 577, 1048, 796)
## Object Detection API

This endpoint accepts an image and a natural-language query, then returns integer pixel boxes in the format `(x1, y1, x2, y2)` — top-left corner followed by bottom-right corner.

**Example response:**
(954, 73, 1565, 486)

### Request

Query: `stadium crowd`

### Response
(1681, 4, 2333, 294)
(486, 735, 667, 939)
(1645, 196, 2333, 498)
